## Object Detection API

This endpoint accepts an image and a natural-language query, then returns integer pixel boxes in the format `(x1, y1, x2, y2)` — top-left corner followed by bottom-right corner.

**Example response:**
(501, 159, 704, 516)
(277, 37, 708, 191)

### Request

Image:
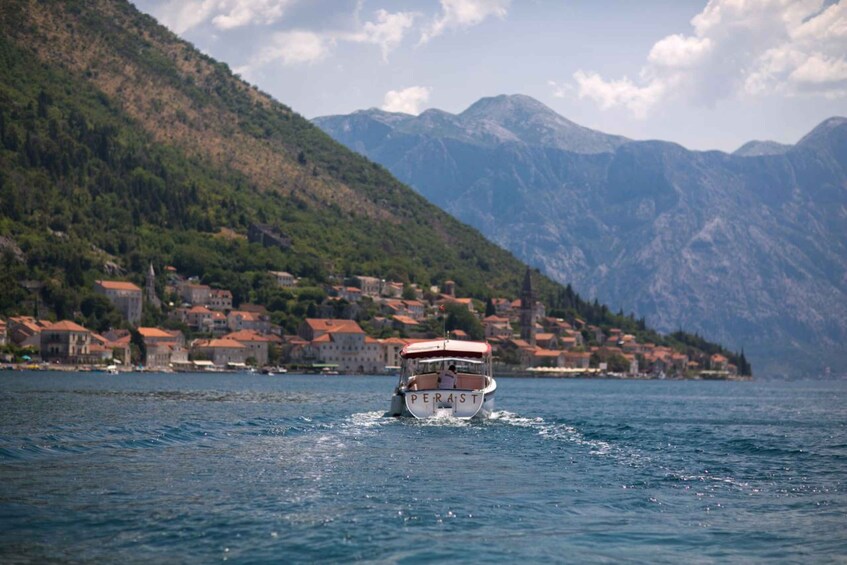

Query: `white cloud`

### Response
(236, 8, 416, 77)
(421, 0, 510, 43)
(242, 30, 331, 73)
(346, 9, 417, 61)
(382, 86, 432, 114)
(154, 0, 295, 33)
(790, 54, 847, 85)
(647, 34, 712, 69)
(562, 0, 847, 117)
(572, 71, 669, 119)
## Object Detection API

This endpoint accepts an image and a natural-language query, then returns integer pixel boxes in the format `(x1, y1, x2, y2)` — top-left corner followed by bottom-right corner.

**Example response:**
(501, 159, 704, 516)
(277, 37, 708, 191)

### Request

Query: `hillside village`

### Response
(0, 264, 744, 379)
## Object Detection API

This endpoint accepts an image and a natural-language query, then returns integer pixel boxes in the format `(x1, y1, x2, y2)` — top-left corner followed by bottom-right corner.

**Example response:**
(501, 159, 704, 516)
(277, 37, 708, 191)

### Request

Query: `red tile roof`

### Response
(138, 327, 175, 338)
(46, 320, 89, 332)
(96, 280, 141, 292)
(229, 311, 259, 321)
(202, 339, 247, 349)
(305, 318, 365, 334)
(483, 315, 510, 323)
(381, 337, 408, 345)
(393, 315, 419, 326)
(224, 330, 277, 342)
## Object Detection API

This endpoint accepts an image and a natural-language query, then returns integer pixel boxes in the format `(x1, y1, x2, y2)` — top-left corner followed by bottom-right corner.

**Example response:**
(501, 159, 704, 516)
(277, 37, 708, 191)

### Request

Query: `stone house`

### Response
(224, 330, 281, 366)
(192, 338, 249, 366)
(40, 320, 92, 363)
(95, 280, 142, 325)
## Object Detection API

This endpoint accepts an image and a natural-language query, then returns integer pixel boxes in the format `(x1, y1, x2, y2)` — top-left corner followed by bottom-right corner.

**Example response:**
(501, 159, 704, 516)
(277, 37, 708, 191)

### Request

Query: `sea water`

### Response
(1, 372, 845, 563)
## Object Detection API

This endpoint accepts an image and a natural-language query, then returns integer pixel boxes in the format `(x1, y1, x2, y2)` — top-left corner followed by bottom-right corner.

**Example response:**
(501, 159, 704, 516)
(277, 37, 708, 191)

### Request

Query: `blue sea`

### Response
(1, 372, 845, 563)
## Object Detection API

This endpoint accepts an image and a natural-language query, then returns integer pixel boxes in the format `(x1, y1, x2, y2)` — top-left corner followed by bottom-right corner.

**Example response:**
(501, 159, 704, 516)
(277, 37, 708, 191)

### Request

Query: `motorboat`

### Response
(386, 339, 496, 419)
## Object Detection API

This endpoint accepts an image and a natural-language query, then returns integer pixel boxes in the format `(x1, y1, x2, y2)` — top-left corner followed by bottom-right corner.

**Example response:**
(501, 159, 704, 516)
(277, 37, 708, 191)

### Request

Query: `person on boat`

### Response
(439, 364, 457, 389)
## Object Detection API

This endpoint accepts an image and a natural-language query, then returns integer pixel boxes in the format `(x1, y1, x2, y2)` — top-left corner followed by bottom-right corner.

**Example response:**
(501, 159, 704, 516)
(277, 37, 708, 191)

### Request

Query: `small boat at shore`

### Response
(386, 339, 496, 419)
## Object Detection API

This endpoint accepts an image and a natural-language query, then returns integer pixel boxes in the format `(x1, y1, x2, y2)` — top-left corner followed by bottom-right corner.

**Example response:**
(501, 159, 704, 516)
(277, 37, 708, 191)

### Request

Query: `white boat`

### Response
(386, 339, 496, 419)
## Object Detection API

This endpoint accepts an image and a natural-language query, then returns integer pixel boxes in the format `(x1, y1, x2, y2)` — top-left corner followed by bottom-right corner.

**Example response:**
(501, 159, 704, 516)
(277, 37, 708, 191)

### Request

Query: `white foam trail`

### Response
(489, 410, 619, 458)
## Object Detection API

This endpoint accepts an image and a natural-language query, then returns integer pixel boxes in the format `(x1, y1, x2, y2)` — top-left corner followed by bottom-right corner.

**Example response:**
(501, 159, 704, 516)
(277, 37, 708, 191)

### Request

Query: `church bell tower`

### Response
(520, 267, 537, 346)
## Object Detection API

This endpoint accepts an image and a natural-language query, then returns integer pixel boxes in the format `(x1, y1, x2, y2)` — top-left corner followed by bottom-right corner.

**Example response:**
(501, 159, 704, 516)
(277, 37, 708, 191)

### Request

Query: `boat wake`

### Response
(488, 410, 636, 461)
(487, 411, 757, 496)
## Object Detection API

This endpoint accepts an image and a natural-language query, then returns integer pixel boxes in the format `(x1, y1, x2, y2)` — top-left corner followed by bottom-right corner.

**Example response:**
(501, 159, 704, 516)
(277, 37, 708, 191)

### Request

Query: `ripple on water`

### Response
(1, 375, 845, 562)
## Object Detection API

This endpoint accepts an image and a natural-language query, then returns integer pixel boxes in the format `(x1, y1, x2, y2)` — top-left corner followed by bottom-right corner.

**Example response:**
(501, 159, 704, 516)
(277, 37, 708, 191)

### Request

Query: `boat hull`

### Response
(386, 384, 495, 419)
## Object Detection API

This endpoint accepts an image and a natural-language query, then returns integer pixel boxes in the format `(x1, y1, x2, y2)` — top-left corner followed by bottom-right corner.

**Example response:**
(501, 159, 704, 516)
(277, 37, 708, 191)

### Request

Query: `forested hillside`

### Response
(0, 0, 746, 370)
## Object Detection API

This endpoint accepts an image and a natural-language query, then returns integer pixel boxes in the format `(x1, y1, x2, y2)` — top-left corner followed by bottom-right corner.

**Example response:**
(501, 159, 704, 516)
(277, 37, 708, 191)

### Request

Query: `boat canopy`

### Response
(400, 339, 491, 360)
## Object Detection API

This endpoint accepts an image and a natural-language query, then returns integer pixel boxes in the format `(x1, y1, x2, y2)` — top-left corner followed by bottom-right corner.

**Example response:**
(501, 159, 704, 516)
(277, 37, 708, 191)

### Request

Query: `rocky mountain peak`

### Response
(460, 94, 561, 122)
(795, 116, 847, 150)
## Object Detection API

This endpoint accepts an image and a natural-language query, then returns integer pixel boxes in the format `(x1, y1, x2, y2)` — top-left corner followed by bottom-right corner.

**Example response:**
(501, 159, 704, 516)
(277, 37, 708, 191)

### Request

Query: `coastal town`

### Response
(0, 264, 744, 380)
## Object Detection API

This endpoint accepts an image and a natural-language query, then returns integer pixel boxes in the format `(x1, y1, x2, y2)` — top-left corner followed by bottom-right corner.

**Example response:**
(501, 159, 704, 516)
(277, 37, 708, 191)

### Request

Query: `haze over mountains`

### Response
(315, 95, 847, 376)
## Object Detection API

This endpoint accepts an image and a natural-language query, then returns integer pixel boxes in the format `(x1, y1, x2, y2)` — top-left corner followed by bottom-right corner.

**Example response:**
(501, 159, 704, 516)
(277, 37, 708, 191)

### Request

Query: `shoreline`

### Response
(0, 363, 752, 380)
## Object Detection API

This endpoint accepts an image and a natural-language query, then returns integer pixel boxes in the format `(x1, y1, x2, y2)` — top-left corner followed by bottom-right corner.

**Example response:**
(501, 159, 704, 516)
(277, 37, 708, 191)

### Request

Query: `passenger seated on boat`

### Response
(438, 365, 457, 389)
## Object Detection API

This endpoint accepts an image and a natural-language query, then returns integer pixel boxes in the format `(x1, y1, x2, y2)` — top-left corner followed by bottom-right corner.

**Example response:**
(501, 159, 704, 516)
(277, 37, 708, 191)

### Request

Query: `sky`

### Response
(131, 0, 847, 152)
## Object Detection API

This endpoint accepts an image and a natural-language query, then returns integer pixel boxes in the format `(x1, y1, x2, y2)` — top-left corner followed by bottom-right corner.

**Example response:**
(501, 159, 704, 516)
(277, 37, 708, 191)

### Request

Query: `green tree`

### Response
(443, 302, 483, 340)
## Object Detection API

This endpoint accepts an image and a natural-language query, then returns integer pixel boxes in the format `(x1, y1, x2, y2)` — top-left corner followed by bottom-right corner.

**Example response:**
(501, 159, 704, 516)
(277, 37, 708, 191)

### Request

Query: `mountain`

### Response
(0, 0, 743, 366)
(315, 97, 847, 377)
(733, 140, 792, 157)
(319, 94, 628, 155)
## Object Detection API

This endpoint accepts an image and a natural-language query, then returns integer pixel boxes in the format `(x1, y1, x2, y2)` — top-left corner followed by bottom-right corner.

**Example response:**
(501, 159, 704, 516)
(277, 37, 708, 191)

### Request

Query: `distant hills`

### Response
(0, 0, 742, 365)
(315, 96, 847, 377)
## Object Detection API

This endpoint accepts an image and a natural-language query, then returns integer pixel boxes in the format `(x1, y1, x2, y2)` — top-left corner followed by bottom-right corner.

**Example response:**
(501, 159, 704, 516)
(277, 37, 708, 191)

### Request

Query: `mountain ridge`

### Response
(315, 96, 847, 377)
(315, 94, 629, 155)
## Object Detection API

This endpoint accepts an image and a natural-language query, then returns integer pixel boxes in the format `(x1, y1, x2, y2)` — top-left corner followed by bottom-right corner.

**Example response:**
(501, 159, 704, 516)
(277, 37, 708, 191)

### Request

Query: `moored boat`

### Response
(386, 339, 496, 419)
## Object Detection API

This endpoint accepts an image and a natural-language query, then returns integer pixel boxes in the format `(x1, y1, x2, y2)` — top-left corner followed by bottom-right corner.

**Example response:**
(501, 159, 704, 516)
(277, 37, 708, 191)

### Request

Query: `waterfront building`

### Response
(710, 353, 729, 371)
(298, 318, 381, 373)
(138, 327, 187, 369)
(40, 320, 92, 363)
(224, 330, 281, 366)
(192, 338, 249, 367)
(88, 333, 116, 363)
(379, 337, 408, 369)
(563, 351, 592, 369)
(95, 280, 142, 325)
(8, 316, 48, 348)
